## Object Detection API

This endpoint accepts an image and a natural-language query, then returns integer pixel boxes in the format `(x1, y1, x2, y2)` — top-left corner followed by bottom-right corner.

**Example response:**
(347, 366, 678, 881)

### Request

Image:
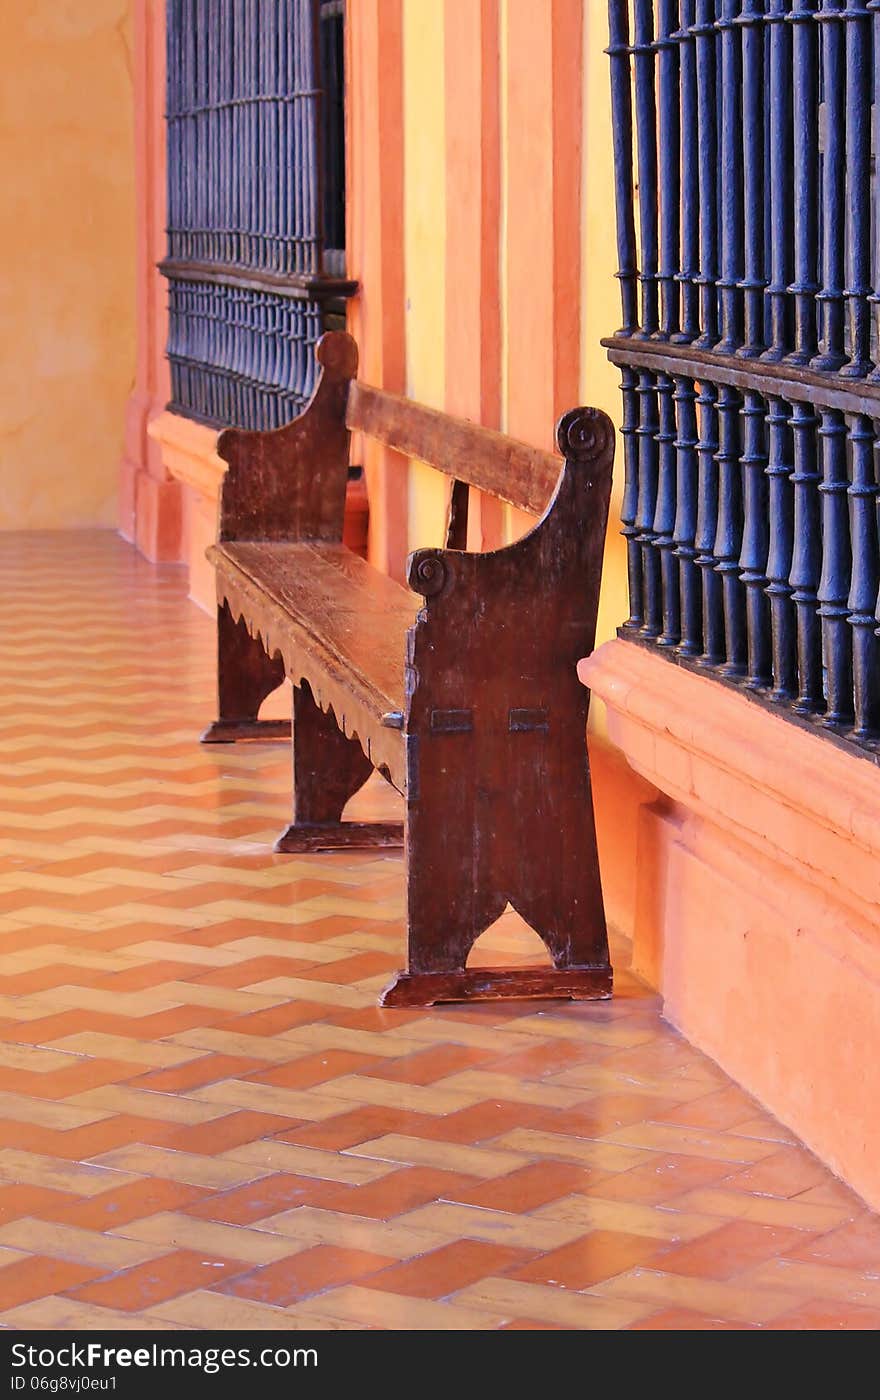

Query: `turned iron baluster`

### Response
(182, 0, 194, 259)
(848, 416, 880, 736)
(636, 371, 663, 636)
(715, 0, 745, 353)
(230, 0, 241, 264)
(633, 0, 660, 336)
(166, 0, 180, 261)
(192, 0, 203, 261)
(222, 0, 234, 266)
(785, 0, 820, 365)
(869, 0, 880, 379)
(761, 0, 794, 361)
(736, 0, 767, 357)
(657, 0, 681, 337)
(655, 373, 681, 644)
(817, 409, 854, 724)
(673, 375, 703, 655)
(695, 383, 726, 664)
(692, 0, 720, 347)
(714, 384, 747, 673)
(248, 0, 260, 268)
(264, 0, 275, 267)
(739, 389, 771, 686)
(205, 0, 216, 264)
(811, 0, 847, 370)
(302, 0, 321, 276)
(674, 0, 701, 342)
(789, 400, 824, 711)
(620, 368, 644, 628)
(259, 1, 270, 272)
(607, 0, 640, 335)
(839, 0, 874, 377)
(276, 3, 289, 274)
(764, 396, 798, 699)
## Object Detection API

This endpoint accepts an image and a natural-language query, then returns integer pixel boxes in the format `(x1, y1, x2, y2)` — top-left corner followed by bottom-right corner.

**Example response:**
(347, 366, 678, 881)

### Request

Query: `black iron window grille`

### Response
(162, 0, 354, 431)
(607, 0, 880, 758)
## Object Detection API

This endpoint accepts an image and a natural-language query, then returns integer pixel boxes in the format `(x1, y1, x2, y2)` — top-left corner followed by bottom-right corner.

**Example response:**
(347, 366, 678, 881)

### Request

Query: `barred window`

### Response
(607, 0, 880, 759)
(162, 0, 355, 431)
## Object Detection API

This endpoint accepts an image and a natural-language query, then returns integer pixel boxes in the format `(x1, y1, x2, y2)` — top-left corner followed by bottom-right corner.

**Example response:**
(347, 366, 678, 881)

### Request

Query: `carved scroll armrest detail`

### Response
(405, 405, 614, 604)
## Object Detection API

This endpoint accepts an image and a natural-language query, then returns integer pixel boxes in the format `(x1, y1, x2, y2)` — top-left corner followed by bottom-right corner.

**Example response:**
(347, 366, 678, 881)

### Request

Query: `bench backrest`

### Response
(216, 332, 575, 547)
(346, 381, 561, 518)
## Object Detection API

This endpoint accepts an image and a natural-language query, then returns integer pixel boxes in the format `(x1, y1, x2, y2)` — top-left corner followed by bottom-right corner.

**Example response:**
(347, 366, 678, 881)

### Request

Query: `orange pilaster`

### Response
(120, 0, 183, 563)
(504, 0, 582, 453)
(346, 0, 408, 582)
(444, 0, 503, 549)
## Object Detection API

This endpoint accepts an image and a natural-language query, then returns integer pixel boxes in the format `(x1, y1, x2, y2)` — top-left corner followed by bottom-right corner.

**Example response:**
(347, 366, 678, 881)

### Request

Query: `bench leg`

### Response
(201, 601, 290, 743)
(275, 680, 404, 852)
(382, 745, 611, 1008)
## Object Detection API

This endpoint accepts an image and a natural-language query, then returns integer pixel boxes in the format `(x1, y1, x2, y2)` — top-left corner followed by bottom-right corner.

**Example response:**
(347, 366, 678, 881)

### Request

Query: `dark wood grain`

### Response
(381, 965, 613, 1008)
(444, 479, 470, 551)
(200, 601, 287, 744)
(276, 822, 405, 853)
(346, 380, 561, 516)
(208, 542, 413, 793)
(216, 542, 418, 716)
(382, 405, 615, 1003)
(217, 331, 357, 543)
(204, 330, 614, 1006)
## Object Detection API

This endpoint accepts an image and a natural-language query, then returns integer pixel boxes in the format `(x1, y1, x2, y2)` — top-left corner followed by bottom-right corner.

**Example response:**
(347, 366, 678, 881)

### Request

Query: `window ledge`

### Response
(580, 637, 880, 931)
(147, 409, 226, 500)
(581, 639, 880, 1212)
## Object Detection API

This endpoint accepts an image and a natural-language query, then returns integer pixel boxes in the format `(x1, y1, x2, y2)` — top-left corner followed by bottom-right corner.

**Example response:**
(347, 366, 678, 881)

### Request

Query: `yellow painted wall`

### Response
(580, 0, 630, 651)
(393, 1, 629, 654)
(0, 1, 135, 530)
(402, 0, 449, 550)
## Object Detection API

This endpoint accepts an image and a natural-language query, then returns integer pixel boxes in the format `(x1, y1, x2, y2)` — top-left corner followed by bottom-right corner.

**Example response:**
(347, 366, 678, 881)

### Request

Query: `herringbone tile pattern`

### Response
(0, 530, 877, 1330)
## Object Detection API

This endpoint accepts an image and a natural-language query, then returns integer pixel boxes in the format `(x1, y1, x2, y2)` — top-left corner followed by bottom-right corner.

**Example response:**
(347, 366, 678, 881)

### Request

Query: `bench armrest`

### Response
(407, 407, 614, 630)
(216, 332, 358, 544)
(404, 405, 614, 723)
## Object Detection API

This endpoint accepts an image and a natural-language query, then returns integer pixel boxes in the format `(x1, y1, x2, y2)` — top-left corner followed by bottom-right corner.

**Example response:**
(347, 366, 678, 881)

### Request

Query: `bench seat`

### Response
(210, 540, 418, 792)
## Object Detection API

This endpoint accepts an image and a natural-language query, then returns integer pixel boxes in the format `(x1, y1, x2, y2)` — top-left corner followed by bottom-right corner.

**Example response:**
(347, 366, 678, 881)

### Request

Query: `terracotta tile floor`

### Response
(0, 529, 878, 1331)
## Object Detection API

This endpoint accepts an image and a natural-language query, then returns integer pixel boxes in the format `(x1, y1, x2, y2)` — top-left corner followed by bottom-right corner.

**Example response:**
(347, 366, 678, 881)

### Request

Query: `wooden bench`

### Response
(201, 331, 615, 1007)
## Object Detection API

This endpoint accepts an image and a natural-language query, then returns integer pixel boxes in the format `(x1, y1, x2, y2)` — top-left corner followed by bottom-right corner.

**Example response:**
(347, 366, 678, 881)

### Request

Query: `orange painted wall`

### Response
(584, 638, 880, 1209)
(444, 0, 503, 550)
(126, 1, 628, 626)
(1, 1, 136, 531)
(119, 0, 183, 564)
(345, 0, 409, 581)
(353, 0, 629, 630)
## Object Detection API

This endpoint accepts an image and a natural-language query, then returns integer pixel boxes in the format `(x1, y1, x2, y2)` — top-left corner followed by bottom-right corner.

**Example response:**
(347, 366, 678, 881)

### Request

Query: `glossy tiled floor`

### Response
(0, 531, 878, 1331)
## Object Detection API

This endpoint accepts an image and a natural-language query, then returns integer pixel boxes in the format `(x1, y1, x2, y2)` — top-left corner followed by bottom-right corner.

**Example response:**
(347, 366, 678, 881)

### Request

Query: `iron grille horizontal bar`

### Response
(166, 91, 322, 119)
(160, 257, 357, 303)
(604, 336, 880, 418)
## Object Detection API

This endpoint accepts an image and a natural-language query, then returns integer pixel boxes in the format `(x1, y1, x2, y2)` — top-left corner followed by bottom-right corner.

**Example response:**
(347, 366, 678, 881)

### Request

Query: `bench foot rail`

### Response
(201, 719, 291, 744)
(275, 821, 404, 853)
(381, 965, 613, 1008)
